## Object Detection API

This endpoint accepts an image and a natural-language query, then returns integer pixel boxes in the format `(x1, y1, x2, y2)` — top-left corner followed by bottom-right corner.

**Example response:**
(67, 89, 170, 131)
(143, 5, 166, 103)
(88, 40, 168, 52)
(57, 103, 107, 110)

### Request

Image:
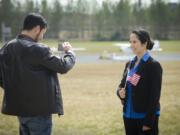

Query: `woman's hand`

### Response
(119, 88, 126, 99)
(142, 125, 151, 131)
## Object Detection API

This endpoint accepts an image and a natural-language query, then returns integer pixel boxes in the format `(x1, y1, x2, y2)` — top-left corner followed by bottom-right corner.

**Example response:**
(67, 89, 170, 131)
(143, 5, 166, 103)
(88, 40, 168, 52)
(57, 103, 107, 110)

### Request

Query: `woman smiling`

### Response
(117, 29, 163, 135)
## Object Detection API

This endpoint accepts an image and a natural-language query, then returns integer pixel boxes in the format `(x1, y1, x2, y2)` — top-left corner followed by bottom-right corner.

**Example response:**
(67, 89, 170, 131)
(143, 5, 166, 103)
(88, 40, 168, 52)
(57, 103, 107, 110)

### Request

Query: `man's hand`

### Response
(119, 88, 126, 99)
(142, 125, 151, 131)
(62, 42, 72, 51)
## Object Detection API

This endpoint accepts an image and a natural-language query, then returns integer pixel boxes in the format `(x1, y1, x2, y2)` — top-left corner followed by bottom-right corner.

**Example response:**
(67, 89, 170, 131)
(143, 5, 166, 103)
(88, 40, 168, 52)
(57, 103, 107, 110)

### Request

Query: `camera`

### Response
(58, 44, 63, 51)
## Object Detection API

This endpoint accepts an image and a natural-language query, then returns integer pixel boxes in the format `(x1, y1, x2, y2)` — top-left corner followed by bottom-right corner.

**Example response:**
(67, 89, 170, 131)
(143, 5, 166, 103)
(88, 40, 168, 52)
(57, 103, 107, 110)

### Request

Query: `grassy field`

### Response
(43, 40, 180, 55)
(0, 61, 180, 135)
(1, 40, 180, 54)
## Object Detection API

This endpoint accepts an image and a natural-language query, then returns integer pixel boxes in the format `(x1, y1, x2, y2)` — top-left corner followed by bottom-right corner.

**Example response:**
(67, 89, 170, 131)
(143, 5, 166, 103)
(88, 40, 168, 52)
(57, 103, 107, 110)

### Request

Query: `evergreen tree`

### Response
(49, 0, 63, 38)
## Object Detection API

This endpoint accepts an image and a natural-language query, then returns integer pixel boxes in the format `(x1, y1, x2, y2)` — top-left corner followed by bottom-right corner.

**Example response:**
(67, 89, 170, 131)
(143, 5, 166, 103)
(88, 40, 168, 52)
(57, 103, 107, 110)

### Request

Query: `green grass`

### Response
(158, 41, 180, 54)
(0, 61, 180, 135)
(43, 41, 125, 54)
(42, 40, 180, 55)
(1, 40, 180, 54)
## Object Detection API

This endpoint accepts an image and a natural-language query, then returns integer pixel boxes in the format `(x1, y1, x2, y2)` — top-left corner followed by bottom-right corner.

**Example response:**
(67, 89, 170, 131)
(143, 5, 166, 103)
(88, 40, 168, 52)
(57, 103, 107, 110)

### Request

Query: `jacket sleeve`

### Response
(37, 46, 76, 74)
(143, 61, 162, 128)
(0, 68, 3, 88)
(116, 61, 130, 102)
(0, 45, 6, 88)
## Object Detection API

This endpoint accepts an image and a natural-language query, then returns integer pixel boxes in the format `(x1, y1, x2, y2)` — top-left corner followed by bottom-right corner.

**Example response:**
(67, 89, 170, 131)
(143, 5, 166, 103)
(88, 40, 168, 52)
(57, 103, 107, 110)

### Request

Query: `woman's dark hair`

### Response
(23, 13, 47, 31)
(132, 29, 154, 50)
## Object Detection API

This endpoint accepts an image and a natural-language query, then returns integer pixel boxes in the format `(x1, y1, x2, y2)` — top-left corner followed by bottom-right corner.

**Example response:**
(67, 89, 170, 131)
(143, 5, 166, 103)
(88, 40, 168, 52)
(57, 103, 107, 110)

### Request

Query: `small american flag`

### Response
(127, 73, 141, 86)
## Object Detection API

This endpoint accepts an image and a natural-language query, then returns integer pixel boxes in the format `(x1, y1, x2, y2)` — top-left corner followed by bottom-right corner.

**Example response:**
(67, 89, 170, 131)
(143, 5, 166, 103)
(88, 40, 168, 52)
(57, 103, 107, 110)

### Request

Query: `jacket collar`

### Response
(132, 52, 150, 63)
(17, 34, 35, 42)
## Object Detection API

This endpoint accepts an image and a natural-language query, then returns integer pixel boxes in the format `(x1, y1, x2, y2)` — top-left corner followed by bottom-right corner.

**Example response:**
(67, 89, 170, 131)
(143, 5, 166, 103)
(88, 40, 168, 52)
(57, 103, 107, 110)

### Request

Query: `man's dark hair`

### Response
(23, 13, 47, 31)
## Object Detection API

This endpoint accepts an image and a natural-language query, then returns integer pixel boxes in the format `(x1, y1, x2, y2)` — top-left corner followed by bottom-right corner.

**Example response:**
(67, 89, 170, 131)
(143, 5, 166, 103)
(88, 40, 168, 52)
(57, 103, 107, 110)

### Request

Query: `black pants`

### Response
(123, 116, 159, 135)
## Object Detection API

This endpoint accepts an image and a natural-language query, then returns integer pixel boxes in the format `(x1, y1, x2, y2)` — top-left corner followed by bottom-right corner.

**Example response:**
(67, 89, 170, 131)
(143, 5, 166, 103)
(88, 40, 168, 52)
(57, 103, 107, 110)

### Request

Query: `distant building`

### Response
(168, 2, 178, 9)
(1, 23, 12, 43)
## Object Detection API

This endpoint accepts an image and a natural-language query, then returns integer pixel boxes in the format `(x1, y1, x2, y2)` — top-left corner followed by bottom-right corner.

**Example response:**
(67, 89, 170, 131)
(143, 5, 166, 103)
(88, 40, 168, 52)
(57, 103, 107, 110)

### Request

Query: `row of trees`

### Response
(0, 0, 180, 41)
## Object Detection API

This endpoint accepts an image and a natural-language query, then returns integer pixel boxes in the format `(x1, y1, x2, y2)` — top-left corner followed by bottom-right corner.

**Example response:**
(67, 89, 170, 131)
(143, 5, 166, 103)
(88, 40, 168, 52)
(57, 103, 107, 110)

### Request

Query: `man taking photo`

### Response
(0, 13, 76, 135)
